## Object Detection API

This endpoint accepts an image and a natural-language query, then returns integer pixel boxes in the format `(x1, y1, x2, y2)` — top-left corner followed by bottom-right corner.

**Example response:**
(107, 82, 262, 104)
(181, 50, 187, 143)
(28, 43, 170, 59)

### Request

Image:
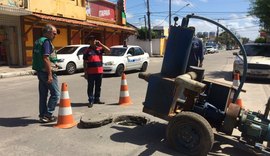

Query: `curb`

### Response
(0, 70, 36, 79)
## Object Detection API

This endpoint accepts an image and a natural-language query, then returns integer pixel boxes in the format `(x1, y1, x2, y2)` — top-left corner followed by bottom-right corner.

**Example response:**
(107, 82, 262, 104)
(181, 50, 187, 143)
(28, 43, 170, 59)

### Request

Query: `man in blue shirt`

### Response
(187, 26, 204, 71)
(32, 24, 60, 123)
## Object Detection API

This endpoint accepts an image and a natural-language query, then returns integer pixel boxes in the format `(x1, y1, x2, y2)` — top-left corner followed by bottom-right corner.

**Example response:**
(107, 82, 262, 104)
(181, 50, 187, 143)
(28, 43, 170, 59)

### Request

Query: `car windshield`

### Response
(105, 47, 127, 56)
(241, 44, 270, 57)
(57, 47, 78, 54)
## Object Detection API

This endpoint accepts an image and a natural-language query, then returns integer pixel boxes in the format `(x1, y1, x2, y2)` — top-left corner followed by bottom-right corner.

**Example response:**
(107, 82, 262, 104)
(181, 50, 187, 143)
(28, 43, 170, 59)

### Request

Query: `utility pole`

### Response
(216, 19, 220, 43)
(169, 0, 171, 27)
(144, 15, 147, 40)
(146, 0, 153, 56)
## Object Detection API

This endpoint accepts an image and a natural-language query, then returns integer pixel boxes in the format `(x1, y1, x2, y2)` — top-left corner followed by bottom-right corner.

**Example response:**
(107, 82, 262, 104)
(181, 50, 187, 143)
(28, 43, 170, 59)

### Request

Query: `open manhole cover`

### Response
(113, 115, 149, 126)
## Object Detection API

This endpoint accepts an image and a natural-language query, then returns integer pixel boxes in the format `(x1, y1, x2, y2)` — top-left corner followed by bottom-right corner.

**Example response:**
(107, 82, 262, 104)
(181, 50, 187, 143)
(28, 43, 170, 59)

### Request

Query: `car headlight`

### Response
(104, 61, 114, 66)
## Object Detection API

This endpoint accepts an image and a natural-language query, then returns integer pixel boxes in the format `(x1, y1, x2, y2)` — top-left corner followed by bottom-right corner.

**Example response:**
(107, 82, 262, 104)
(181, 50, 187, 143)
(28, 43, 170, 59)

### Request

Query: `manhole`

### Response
(113, 115, 149, 126)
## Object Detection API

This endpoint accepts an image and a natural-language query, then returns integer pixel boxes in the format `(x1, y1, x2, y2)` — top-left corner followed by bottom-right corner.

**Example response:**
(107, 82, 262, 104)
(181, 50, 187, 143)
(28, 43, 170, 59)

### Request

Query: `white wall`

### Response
(127, 35, 161, 56)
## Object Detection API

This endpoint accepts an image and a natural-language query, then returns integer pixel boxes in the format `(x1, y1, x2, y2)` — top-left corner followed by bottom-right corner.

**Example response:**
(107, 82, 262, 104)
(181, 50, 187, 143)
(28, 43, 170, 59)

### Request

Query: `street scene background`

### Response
(0, 50, 269, 156)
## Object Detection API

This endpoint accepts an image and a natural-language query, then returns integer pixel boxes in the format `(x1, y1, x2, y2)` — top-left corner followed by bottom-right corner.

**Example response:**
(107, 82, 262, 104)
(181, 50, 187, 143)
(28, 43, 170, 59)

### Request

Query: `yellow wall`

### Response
(24, 24, 69, 65)
(53, 28, 68, 47)
(160, 38, 167, 56)
(28, 0, 86, 20)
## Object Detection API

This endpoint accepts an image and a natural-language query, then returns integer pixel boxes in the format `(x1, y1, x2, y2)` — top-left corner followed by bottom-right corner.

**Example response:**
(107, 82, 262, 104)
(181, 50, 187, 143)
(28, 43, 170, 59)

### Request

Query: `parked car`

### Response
(103, 45, 150, 76)
(233, 43, 270, 79)
(206, 46, 217, 54)
(56, 44, 89, 74)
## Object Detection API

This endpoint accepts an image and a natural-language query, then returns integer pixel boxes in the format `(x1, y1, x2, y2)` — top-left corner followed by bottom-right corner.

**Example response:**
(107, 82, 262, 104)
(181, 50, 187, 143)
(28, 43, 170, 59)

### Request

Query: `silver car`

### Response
(233, 43, 270, 79)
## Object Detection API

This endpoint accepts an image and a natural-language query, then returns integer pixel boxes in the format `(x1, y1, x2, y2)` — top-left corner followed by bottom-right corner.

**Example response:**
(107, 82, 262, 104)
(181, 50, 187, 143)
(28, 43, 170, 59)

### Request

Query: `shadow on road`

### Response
(205, 71, 233, 82)
(0, 117, 38, 127)
(244, 78, 270, 84)
(110, 121, 261, 156)
(110, 122, 182, 156)
(71, 103, 89, 107)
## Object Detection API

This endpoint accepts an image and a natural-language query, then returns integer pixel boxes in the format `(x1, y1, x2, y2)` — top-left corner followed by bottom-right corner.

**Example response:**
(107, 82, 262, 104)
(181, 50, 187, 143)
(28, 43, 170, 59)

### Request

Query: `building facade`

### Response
(0, 0, 136, 66)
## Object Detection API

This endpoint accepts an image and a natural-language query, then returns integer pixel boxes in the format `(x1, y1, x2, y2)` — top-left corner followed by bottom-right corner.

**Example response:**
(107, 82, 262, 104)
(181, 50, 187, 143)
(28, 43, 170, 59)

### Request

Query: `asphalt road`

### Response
(0, 50, 269, 156)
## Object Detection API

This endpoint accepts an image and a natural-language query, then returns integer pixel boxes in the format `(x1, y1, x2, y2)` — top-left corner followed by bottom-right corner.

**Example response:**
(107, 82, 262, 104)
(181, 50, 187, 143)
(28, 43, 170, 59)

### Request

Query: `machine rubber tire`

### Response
(115, 64, 124, 76)
(66, 62, 76, 75)
(166, 111, 214, 156)
(140, 62, 148, 72)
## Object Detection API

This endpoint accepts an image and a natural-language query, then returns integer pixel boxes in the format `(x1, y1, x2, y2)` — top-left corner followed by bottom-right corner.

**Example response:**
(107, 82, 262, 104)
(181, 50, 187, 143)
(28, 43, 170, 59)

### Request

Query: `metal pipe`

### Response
(175, 72, 206, 93)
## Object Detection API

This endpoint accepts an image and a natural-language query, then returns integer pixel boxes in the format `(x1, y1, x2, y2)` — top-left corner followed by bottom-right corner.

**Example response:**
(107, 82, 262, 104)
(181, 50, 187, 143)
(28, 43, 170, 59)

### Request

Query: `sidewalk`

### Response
(0, 66, 35, 79)
(0, 57, 164, 79)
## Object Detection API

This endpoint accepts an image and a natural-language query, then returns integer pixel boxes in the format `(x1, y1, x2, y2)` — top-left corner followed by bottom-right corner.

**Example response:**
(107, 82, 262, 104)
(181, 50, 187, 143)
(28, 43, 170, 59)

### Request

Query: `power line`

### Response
(152, 3, 190, 27)
(127, 3, 145, 10)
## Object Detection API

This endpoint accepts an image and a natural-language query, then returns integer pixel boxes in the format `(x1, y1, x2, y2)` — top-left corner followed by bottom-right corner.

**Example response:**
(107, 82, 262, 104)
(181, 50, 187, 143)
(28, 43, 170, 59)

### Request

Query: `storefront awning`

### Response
(32, 13, 96, 28)
(0, 5, 32, 16)
(86, 19, 136, 33)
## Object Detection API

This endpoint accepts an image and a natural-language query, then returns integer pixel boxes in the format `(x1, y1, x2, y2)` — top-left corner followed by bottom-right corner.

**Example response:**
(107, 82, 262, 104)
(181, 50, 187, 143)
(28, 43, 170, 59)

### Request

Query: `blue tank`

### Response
(161, 26, 194, 78)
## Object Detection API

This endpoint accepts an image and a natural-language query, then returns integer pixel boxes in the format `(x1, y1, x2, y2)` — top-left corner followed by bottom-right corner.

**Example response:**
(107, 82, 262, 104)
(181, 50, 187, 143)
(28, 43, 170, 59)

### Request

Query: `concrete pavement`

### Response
(0, 66, 35, 79)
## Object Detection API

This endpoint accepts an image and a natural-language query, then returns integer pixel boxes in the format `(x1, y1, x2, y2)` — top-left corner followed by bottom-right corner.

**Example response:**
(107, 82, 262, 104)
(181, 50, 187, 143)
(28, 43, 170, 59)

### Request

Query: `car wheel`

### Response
(140, 62, 148, 72)
(66, 62, 76, 75)
(115, 64, 124, 76)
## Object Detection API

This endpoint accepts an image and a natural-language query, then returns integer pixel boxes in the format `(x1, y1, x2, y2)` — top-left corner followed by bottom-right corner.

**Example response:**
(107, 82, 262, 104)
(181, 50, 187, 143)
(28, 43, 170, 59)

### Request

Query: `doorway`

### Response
(0, 26, 19, 66)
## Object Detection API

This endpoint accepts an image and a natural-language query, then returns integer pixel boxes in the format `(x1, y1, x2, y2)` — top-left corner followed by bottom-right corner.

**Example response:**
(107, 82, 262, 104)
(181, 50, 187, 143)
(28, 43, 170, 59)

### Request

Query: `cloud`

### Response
(152, 19, 169, 28)
(199, 0, 208, 2)
(126, 12, 133, 19)
(183, 14, 260, 40)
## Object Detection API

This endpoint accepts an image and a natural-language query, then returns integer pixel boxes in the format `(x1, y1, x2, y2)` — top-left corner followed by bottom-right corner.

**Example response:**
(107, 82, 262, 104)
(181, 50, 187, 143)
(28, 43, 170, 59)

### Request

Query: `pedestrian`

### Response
(83, 35, 110, 108)
(32, 24, 60, 123)
(186, 26, 204, 72)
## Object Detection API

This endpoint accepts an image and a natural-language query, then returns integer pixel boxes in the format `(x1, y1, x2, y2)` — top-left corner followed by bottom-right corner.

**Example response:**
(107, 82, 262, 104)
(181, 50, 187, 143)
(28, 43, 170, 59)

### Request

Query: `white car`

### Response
(103, 45, 150, 76)
(233, 43, 270, 79)
(56, 44, 89, 74)
(206, 46, 217, 54)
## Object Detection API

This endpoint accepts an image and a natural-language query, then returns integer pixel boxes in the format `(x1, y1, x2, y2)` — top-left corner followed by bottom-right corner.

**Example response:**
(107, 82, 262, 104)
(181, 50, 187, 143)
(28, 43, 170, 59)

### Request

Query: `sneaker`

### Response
(94, 100, 105, 104)
(39, 115, 57, 123)
(44, 115, 57, 123)
(39, 116, 49, 123)
(88, 102, 93, 108)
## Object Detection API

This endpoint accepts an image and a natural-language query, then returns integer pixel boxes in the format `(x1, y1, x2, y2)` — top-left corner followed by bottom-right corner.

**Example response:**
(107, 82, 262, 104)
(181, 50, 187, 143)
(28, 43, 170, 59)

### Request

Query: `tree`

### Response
(241, 37, 250, 44)
(137, 27, 158, 40)
(255, 37, 266, 43)
(249, 0, 270, 31)
(218, 31, 236, 47)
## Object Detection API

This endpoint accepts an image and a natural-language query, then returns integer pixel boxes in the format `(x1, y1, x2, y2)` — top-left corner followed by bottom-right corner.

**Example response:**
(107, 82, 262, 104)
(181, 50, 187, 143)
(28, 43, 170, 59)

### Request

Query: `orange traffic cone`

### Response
(118, 73, 132, 105)
(232, 72, 243, 108)
(233, 72, 240, 87)
(54, 83, 77, 128)
(227, 89, 234, 106)
(227, 72, 242, 107)
(235, 93, 243, 108)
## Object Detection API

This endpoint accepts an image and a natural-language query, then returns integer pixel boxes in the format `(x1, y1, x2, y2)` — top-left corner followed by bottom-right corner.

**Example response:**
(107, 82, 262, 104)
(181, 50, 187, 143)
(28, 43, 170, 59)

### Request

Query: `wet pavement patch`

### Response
(113, 115, 149, 126)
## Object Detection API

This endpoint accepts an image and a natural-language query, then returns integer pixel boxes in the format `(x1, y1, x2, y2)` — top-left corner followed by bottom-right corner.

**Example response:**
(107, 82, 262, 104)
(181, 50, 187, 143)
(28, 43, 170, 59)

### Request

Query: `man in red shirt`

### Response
(83, 36, 110, 108)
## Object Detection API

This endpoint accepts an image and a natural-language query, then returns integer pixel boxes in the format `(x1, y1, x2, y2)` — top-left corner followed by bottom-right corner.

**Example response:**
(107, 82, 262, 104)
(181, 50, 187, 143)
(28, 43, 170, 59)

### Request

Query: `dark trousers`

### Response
(87, 74, 103, 103)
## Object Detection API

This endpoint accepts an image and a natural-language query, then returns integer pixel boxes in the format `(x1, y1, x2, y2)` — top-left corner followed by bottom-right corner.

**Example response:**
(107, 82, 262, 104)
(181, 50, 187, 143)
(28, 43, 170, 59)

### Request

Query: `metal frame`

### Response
(181, 14, 248, 103)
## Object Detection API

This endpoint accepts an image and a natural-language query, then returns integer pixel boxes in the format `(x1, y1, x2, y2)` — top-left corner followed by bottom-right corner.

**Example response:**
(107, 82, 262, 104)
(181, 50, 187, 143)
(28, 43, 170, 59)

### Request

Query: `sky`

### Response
(109, 0, 260, 41)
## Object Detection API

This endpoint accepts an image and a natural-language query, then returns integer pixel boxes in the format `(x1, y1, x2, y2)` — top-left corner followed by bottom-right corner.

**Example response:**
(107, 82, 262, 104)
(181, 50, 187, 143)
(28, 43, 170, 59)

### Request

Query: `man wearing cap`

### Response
(83, 36, 110, 108)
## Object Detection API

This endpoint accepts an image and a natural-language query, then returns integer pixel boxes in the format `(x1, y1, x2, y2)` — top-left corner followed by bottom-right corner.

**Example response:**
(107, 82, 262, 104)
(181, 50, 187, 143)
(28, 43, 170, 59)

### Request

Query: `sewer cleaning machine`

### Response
(139, 14, 270, 156)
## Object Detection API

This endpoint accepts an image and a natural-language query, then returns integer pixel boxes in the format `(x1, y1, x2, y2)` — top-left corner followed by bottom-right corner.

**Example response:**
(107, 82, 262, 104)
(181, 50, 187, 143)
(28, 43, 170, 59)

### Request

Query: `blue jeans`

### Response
(87, 74, 102, 103)
(37, 71, 60, 117)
